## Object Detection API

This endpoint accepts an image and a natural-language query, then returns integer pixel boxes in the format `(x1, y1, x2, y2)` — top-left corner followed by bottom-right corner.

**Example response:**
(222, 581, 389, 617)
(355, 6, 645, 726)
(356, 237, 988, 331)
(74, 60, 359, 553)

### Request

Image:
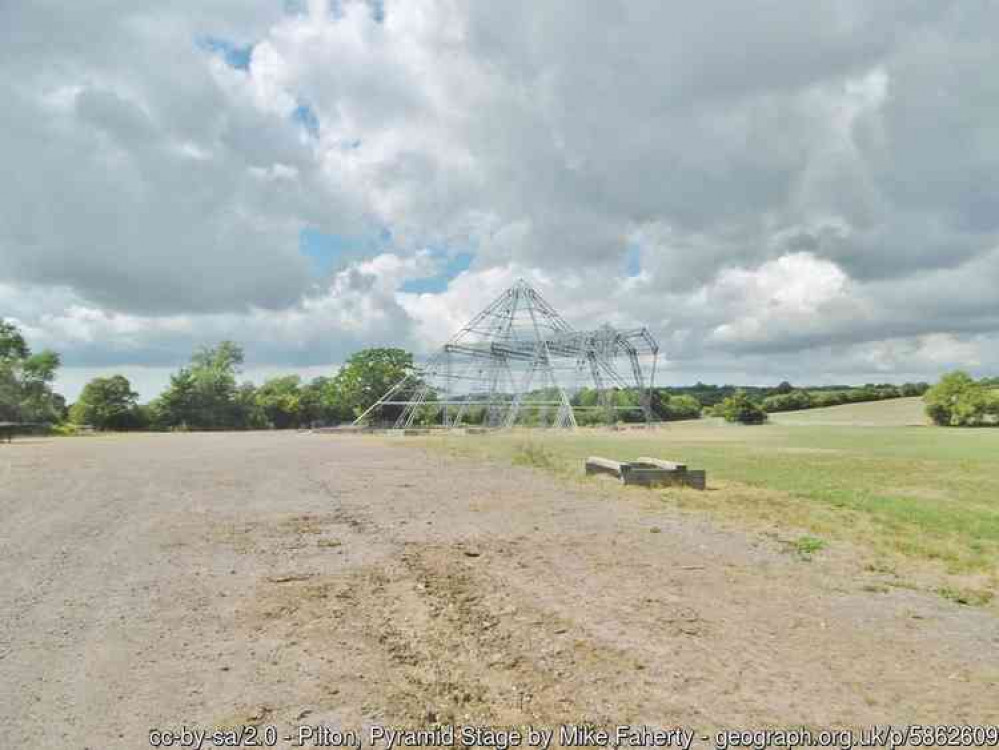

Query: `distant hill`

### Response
(768, 397, 929, 427)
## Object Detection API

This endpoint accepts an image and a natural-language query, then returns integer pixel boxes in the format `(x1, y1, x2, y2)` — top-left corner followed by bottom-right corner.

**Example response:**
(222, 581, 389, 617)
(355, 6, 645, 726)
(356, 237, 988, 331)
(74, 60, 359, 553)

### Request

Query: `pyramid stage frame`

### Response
(354, 279, 660, 429)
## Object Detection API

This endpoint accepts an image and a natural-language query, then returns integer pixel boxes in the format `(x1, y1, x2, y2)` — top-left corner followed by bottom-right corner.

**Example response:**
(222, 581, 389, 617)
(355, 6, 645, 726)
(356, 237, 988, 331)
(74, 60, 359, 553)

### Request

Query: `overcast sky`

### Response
(3, 0, 998, 400)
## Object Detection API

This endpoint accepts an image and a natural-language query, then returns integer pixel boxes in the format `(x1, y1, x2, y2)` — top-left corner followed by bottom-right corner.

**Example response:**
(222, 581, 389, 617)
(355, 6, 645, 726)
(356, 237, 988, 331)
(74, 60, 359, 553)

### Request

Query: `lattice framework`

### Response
(354, 279, 659, 428)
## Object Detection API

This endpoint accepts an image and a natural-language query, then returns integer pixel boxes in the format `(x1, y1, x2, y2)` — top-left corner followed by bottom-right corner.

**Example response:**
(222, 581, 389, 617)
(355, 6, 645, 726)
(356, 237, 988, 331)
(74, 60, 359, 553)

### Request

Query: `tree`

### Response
(235, 382, 268, 430)
(924, 371, 992, 426)
(70, 375, 141, 430)
(151, 368, 199, 429)
(189, 341, 244, 427)
(762, 390, 813, 413)
(255, 375, 304, 429)
(299, 376, 349, 426)
(0, 320, 29, 361)
(717, 390, 768, 424)
(332, 348, 417, 420)
(152, 341, 246, 429)
(659, 393, 702, 421)
(901, 382, 930, 397)
(0, 319, 64, 423)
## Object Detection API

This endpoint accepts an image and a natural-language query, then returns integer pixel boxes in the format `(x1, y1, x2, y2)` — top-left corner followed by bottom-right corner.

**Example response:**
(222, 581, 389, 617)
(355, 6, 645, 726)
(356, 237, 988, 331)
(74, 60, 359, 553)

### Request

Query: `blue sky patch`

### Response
(625, 243, 642, 277)
(293, 103, 320, 138)
(198, 36, 253, 71)
(300, 227, 386, 274)
(401, 251, 473, 293)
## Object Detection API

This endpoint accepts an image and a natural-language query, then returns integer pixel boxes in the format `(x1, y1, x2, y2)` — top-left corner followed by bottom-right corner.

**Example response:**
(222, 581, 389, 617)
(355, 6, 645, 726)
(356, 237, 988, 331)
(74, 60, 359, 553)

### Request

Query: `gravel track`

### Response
(0, 432, 996, 749)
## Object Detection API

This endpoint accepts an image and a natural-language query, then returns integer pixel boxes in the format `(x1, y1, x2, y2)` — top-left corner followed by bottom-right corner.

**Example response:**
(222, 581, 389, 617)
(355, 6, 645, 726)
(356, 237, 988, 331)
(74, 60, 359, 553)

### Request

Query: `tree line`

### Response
(70, 343, 415, 431)
(693, 381, 931, 424)
(656, 381, 928, 408)
(0, 320, 415, 431)
(0, 317, 991, 431)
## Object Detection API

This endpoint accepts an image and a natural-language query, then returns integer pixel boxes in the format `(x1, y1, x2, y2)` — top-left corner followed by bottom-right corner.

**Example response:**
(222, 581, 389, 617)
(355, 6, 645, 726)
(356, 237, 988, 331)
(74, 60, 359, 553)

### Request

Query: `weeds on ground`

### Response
(793, 535, 826, 558)
(772, 534, 826, 561)
(512, 441, 558, 471)
(937, 586, 995, 607)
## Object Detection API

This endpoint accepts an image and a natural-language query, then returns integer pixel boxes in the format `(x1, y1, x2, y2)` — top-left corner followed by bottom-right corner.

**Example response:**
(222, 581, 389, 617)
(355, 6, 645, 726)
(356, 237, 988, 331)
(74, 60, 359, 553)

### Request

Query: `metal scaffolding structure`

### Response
(354, 279, 660, 429)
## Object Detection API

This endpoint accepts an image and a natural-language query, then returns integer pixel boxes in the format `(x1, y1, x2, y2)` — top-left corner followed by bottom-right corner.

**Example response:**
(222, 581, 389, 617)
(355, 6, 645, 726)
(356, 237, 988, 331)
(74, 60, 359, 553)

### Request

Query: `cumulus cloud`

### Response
(1, 0, 998, 395)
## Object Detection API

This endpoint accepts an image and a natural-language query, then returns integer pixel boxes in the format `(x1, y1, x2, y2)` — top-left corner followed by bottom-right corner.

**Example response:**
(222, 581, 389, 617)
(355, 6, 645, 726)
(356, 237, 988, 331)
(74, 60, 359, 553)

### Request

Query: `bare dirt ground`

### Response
(1, 432, 997, 749)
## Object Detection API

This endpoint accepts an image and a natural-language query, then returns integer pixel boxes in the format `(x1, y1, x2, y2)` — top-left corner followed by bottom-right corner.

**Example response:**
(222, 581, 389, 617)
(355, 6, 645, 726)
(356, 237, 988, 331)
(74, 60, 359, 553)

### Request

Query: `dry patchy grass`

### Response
(413, 418, 999, 601)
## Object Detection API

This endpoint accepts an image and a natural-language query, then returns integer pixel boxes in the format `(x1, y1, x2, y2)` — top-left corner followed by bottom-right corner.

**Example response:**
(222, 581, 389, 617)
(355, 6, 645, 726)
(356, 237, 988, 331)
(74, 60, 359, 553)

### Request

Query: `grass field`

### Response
(770, 395, 929, 426)
(424, 400, 999, 601)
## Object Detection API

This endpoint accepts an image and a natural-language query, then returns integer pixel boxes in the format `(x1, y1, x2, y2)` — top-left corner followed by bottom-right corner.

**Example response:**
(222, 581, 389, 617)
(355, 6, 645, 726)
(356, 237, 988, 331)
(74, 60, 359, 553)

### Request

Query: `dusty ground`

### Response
(1, 432, 997, 749)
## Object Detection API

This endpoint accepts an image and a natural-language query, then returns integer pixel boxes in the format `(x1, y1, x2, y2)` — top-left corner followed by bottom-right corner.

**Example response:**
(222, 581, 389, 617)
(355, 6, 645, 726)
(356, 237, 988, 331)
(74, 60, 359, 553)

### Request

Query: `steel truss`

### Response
(354, 279, 659, 429)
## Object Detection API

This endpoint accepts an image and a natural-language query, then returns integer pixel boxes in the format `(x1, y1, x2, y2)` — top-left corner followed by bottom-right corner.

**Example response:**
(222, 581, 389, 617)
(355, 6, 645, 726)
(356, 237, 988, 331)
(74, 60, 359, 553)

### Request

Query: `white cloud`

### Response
(707, 253, 858, 347)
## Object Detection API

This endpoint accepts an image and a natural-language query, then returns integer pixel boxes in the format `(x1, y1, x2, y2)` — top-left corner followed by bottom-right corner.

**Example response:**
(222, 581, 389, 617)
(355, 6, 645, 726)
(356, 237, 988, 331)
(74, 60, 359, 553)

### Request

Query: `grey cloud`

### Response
(2, 0, 998, 382)
(0, 1, 367, 315)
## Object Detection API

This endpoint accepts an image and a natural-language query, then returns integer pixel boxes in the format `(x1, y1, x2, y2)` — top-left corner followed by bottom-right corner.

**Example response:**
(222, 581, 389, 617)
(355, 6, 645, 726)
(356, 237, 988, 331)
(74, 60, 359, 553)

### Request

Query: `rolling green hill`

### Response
(768, 396, 928, 426)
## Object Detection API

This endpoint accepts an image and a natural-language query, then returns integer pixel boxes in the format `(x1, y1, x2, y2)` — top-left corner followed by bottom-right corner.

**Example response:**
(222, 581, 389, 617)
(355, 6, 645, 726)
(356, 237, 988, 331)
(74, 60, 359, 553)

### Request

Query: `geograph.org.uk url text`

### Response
(713, 725, 999, 750)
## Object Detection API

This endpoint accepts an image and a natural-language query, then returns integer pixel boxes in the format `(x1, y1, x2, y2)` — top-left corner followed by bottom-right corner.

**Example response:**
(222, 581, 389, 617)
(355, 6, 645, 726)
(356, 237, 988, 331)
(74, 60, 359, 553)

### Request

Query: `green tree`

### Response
(762, 390, 813, 413)
(658, 393, 702, 421)
(333, 348, 417, 421)
(0, 319, 64, 423)
(901, 382, 930, 397)
(235, 382, 268, 429)
(924, 371, 990, 426)
(0, 320, 29, 361)
(299, 376, 349, 426)
(717, 390, 768, 424)
(70, 375, 141, 430)
(255, 375, 303, 429)
(151, 368, 199, 429)
(152, 341, 246, 429)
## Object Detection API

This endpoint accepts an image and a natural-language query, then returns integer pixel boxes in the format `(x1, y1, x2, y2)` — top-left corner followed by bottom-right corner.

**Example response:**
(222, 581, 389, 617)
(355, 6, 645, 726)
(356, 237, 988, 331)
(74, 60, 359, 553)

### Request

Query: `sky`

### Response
(2, 0, 998, 401)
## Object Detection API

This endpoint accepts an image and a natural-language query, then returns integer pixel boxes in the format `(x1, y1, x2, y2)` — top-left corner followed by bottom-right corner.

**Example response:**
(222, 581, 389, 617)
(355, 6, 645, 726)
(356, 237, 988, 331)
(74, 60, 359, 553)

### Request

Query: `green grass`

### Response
(791, 535, 826, 558)
(423, 412, 999, 582)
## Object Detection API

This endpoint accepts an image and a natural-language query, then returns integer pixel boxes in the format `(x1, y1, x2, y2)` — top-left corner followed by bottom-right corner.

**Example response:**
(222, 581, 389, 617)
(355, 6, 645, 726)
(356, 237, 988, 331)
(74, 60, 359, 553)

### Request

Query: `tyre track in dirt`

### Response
(1, 432, 997, 750)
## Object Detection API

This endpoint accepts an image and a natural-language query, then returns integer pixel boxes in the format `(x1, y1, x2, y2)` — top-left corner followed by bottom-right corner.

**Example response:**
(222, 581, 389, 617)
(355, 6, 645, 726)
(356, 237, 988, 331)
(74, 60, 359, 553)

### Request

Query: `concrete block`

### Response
(635, 456, 688, 472)
(621, 466, 677, 487)
(585, 456, 626, 478)
(683, 469, 707, 490)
